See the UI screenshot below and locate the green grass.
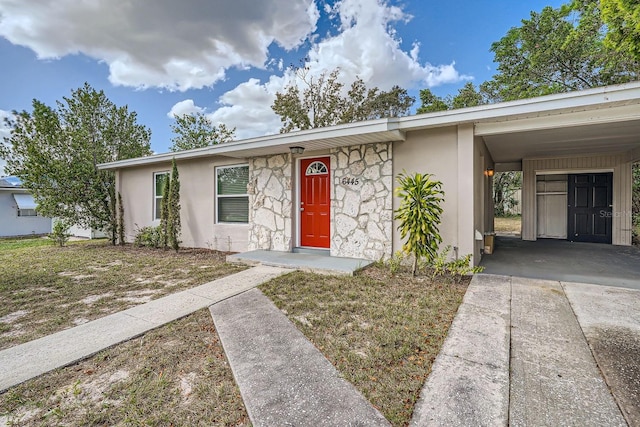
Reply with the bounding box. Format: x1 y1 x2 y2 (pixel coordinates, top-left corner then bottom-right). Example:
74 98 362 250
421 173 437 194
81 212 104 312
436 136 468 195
0 238 245 350
0 236 53 251
0 310 250 426
0 237 471 425
260 266 468 426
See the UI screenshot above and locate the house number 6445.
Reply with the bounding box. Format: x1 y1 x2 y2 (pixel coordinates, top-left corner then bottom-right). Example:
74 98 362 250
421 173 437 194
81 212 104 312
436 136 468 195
341 177 360 186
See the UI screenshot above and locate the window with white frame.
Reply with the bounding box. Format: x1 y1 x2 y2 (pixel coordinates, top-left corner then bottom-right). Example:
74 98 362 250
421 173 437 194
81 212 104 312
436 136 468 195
153 171 169 220
216 165 249 223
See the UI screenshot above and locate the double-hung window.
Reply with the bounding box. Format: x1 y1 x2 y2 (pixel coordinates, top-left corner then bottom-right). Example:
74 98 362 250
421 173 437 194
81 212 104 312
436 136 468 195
153 171 169 220
216 165 249 223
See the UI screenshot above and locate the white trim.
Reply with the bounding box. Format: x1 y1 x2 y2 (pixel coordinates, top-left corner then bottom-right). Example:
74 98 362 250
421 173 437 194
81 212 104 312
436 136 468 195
153 171 169 221
535 168 614 175
97 82 640 171
305 160 328 175
215 163 249 224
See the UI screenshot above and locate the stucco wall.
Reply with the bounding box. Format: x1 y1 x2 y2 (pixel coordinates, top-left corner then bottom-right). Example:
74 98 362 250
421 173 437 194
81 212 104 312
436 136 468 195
393 127 460 256
0 190 52 237
117 157 248 252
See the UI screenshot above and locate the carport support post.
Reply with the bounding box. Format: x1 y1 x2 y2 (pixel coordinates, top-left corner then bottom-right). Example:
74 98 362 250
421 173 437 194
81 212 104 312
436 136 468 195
457 124 477 264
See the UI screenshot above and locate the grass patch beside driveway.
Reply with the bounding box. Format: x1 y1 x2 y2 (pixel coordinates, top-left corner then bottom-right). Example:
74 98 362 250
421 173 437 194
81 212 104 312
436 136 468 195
0 238 245 350
260 266 469 426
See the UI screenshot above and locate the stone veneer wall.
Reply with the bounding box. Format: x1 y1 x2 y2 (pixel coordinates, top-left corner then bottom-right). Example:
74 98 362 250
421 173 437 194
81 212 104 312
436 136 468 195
247 154 292 251
331 142 393 260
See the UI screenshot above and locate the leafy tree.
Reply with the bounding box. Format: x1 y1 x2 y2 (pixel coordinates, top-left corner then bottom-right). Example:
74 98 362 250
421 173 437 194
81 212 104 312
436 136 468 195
451 82 487 109
167 158 181 251
394 171 445 276
417 83 487 114
493 172 522 216
483 0 639 102
416 88 450 113
0 83 151 245
602 0 640 61
272 68 414 132
169 112 235 152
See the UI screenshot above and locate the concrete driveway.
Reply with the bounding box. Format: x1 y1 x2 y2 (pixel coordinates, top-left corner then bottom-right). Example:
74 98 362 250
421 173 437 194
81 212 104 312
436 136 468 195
411 274 640 426
480 236 640 290
412 237 640 426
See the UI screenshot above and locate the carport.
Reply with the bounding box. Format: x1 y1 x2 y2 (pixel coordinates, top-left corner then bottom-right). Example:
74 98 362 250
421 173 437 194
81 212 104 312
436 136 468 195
476 83 640 247
480 236 640 289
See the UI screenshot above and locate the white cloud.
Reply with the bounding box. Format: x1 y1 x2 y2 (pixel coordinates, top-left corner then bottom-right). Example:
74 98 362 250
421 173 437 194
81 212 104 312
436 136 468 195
0 0 319 91
210 76 287 139
304 0 471 90
166 100 204 118
176 0 473 138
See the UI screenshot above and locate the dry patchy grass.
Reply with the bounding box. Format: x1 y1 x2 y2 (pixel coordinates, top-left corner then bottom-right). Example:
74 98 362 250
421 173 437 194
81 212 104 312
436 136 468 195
260 265 468 426
0 238 245 350
494 215 521 234
0 309 249 426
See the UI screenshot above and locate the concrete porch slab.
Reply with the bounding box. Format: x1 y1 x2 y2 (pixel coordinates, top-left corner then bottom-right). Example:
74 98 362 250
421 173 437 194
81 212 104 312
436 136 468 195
227 250 373 276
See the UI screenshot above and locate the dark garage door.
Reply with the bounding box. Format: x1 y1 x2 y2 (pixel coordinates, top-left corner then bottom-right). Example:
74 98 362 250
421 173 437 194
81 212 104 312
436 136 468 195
568 173 612 243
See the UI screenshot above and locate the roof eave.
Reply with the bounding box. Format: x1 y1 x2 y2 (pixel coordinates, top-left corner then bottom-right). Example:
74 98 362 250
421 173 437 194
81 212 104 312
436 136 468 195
98 119 405 170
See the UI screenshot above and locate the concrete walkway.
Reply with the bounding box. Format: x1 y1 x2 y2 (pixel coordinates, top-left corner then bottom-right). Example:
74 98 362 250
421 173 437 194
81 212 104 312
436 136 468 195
0 265 290 392
412 274 638 426
210 288 389 426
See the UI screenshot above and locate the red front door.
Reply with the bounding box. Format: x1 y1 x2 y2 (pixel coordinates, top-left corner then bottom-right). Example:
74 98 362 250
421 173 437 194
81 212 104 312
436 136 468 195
300 157 330 248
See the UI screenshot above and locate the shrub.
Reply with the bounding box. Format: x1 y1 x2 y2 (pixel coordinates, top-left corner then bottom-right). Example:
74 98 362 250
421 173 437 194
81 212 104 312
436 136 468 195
133 225 163 248
49 220 71 247
430 246 484 281
394 171 444 276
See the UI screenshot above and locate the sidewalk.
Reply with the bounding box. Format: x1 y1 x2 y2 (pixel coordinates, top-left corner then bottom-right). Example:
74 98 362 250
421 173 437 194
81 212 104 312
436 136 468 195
0 265 290 392
210 288 390 426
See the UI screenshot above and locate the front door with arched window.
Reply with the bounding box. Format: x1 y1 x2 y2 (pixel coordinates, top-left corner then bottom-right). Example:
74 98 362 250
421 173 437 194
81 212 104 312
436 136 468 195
300 157 330 248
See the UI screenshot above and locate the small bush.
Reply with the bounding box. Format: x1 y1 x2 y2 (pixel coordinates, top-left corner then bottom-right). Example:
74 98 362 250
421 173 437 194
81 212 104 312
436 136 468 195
430 246 484 281
385 251 407 275
133 225 163 248
49 220 71 247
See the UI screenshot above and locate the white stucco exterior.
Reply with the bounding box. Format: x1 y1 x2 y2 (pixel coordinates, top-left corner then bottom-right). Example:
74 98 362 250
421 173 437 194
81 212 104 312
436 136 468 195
0 187 52 237
102 82 640 265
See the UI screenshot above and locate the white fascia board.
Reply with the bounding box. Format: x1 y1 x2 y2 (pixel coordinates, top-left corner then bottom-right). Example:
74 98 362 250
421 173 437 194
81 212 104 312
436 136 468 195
396 82 640 132
98 118 403 170
475 103 640 136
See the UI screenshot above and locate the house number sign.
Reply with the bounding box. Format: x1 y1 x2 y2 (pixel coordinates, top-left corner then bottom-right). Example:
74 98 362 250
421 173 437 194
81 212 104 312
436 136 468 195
341 177 360 186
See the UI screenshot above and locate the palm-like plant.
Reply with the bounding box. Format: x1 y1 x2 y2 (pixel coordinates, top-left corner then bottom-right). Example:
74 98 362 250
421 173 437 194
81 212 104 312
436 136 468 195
394 171 445 276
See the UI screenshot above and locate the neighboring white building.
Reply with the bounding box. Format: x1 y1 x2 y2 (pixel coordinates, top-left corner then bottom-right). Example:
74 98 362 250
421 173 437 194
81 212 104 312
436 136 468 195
0 178 52 237
99 83 640 265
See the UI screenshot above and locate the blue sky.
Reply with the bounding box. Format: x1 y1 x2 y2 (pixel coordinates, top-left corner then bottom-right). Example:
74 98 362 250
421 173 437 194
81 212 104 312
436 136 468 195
0 0 565 175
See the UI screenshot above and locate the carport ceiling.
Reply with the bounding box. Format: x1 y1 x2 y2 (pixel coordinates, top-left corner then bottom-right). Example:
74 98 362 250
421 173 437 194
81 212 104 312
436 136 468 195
482 119 640 163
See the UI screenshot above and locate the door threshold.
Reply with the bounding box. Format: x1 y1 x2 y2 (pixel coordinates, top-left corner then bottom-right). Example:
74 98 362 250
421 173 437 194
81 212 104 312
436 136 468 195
292 247 330 256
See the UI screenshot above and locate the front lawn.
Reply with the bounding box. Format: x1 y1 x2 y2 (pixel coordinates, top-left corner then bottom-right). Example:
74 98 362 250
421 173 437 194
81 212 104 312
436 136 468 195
0 309 250 426
1 238 471 426
260 265 469 426
0 238 245 350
